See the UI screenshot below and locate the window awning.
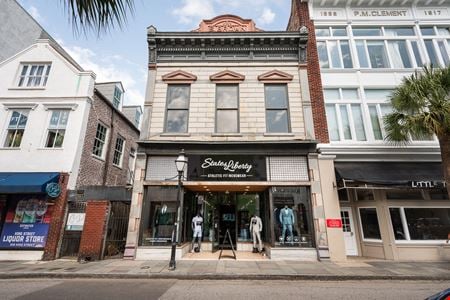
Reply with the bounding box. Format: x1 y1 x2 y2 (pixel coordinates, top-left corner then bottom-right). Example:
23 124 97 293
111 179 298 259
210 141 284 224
0 172 60 194
335 162 444 187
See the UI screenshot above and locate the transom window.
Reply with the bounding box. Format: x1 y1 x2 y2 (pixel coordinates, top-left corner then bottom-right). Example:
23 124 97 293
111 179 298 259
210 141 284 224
264 85 290 133
92 123 108 158
3 110 29 148
45 110 69 148
113 136 125 167
18 63 51 87
164 85 190 133
215 85 239 133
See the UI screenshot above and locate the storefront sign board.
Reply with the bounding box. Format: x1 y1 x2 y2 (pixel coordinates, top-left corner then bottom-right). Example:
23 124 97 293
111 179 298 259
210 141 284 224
188 155 266 181
0 223 49 248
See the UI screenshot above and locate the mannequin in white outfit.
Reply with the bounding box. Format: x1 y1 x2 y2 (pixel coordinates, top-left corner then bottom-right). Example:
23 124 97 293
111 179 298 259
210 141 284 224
249 214 263 252
191 213 203 252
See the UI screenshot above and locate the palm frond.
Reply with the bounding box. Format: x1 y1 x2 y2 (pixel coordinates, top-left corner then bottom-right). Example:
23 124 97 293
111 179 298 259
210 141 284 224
62 0 135 35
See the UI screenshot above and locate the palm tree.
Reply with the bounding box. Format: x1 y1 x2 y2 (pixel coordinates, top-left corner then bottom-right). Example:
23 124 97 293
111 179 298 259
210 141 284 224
384 65 450 198
62 0 134 35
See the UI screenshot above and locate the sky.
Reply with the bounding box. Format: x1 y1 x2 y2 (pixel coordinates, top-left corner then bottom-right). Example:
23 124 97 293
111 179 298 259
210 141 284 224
17 0 292 107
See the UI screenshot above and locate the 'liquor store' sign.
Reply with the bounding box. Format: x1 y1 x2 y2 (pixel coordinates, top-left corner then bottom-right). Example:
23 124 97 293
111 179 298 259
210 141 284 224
188 155 266 181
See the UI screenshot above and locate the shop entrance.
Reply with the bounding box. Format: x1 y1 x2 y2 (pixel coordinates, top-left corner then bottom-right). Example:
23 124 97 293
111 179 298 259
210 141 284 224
184 189 269 253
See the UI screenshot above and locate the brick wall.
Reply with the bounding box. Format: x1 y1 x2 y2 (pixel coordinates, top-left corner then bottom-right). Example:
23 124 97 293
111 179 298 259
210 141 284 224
76 91 139 188
43 173 69 260
77 200 109 261
287 0 330 143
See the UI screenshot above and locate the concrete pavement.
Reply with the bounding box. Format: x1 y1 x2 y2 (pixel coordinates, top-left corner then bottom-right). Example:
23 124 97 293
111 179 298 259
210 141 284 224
0 257 448 281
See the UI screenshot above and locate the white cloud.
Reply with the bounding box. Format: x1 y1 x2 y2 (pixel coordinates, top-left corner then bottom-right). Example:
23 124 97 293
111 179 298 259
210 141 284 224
173 0 216 24
63 44 145 106
28 5 44 24
258 7 275 25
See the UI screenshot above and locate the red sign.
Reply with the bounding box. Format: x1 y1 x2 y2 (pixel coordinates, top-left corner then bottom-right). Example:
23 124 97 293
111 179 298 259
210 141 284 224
326 219 342 228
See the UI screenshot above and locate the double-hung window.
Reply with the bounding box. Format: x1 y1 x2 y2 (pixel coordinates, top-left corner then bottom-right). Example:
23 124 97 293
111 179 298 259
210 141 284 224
164 85 190 133
18 63 51 87
420 26 450 67
353 26 423 69
364 89 393 141
216 85 239 133
113 87 122 109
45 110 69 148
4 110 29 147
113 136 125 167
316 26 353 69
324 88 366 141
264 85 290 133
92 123 108 158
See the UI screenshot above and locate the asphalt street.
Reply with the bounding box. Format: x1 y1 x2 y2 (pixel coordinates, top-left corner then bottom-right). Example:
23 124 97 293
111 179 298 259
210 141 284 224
0 279 448 300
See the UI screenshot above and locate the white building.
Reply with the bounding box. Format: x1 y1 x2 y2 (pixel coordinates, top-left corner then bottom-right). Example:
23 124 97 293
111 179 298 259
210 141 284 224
289 0 449 261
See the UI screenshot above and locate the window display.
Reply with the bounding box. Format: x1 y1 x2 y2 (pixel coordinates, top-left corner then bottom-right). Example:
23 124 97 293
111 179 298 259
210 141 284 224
0 195 53 249
250 214 263 252
272 187 313 247
140 186 178 246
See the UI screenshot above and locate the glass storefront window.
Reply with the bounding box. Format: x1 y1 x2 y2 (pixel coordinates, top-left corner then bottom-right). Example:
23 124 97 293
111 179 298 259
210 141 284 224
140 186 179 246
405 208 450 240
272 187 313 248
389 207 450 241
0 195 53 249
237 194 259 242
359 207 381 240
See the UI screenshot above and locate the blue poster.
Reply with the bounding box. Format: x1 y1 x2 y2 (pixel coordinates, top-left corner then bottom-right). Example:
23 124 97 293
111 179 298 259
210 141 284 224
0 223 49 248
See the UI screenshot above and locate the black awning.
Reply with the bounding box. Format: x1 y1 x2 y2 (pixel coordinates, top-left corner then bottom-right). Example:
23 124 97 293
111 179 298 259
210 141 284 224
335 162 444 186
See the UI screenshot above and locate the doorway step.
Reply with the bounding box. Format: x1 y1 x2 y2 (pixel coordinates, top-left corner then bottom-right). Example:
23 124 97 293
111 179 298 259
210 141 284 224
135 243 190 260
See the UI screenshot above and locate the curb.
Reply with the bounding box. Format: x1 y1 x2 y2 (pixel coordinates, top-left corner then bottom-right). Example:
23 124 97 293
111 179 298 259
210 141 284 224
0 272 449 281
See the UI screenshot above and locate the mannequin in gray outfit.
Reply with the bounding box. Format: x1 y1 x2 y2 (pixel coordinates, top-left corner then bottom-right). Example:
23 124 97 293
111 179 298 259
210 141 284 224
279 205 294 244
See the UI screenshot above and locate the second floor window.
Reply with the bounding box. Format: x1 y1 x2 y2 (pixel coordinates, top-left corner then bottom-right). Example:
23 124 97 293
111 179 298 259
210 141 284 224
165 85 190 133
45 110 69 148
113 136 125 167
92 123 108 158
4 110 29 148
216 85 239 133
265 85 290 133
18 64 51 87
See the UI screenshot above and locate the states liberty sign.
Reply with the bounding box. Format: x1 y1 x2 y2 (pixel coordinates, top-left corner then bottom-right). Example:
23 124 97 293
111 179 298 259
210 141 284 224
188 155 266 181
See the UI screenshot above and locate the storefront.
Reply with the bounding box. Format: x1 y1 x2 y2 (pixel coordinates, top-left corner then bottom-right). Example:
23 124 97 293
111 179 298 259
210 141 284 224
336 162 450 261
0 172 63 260
128 142 341 261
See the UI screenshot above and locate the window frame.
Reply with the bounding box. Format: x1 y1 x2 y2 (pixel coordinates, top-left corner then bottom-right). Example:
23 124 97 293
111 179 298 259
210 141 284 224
163 84 191 133
264 84 291 133
113 87 122 109
3 109 30 148
112 135 125 167
45 109 69 148
358 207 382 242
389 206 450 243
17 63 52 88
92 122 109 159
215 84 240 133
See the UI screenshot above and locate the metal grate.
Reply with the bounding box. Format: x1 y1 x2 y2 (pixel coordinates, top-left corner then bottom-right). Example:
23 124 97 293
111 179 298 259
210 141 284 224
103 202 130 259
268 156 309 181
146 156 178 181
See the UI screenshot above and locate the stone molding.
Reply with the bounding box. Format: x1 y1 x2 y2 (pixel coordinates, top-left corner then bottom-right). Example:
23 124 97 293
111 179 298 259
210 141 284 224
161 70 198 83
209 70 245 83
257 69 294 83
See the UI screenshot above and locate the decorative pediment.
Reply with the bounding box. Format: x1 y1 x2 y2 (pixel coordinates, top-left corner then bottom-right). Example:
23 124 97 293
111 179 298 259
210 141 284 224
257 70 294 83
162 70 197 83
209 70 245 83
193 15 262 32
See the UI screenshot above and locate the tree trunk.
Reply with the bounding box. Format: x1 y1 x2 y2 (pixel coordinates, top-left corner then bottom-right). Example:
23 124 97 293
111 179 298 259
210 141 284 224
438 133 450 199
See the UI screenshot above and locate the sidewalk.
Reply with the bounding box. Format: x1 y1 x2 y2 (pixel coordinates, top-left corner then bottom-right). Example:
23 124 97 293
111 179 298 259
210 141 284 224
0 257 448 281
